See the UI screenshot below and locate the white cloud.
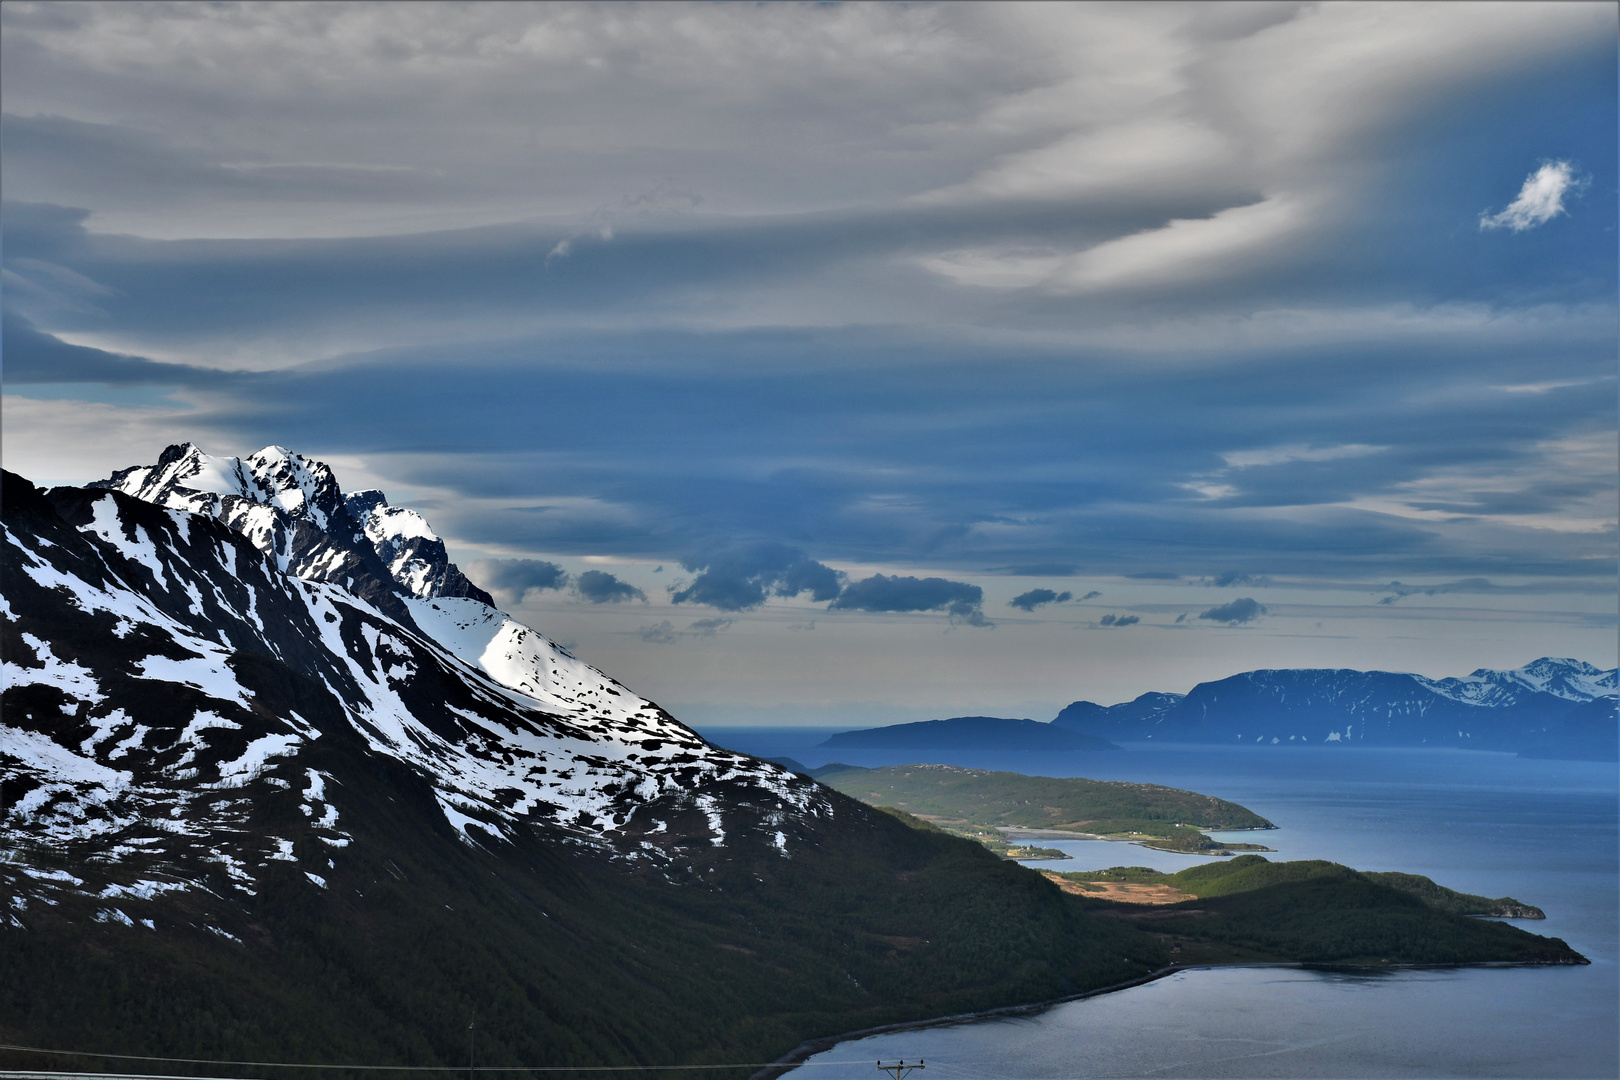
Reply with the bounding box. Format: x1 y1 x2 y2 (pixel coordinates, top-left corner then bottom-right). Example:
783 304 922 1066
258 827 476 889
1055 194 1306 292
921 195 1306 294
1480 160 1585 232
1223 444 1387 469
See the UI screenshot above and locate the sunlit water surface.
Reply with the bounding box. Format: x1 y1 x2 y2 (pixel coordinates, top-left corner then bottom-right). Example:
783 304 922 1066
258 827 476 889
698 732 1618 1078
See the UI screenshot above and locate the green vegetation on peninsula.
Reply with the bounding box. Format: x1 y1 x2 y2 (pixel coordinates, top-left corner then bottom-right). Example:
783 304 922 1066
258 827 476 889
816 764 1275 855
1053 855 1546 918
1041 855 1574 968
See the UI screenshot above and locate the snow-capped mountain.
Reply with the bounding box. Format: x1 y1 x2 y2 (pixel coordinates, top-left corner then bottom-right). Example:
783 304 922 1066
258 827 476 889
2 461 832 922
94 443 495 618
1427 658 1617 708
1053 661 1617 758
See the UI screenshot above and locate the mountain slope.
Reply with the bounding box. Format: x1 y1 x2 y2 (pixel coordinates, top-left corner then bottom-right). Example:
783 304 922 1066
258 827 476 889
2 474 817 875
1053 662 1617 759
0 467 1163 1067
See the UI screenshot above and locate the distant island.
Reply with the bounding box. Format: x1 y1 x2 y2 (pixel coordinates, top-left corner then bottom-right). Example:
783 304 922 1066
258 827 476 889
815 764 1274 856
819 716 1119 753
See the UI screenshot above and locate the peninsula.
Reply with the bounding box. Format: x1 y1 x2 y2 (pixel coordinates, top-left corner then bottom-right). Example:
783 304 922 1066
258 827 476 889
815 763 1275 855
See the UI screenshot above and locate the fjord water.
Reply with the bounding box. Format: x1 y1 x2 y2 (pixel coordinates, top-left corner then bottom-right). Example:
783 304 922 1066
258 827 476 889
700 731 1619 1078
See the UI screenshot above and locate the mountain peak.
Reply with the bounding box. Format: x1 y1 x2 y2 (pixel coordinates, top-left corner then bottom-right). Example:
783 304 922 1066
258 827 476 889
93 443 492 608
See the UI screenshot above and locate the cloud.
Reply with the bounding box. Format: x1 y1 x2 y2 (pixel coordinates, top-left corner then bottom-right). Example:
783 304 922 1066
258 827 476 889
639 620 679 644
670 543 842 611
1127 571 1180 580
1480 161 1585 232
576 569 646 604
0 310 236 388
687 617 734 636
1197 597 1267 624
1098 614 1141 627
468 558 569 603
635 617 732 643
1377 577 1496 604
2 6 1613 612
1210 571 1271 587
1174 613 1187 623
1008 588 1073 611
1079 590 1102 601
830 574 991 627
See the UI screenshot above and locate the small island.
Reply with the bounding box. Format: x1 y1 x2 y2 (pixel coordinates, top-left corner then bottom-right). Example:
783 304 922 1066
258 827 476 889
815 763 1275 857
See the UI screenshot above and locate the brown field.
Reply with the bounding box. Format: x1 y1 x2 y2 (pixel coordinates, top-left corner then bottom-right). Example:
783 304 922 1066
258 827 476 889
1041 872 1194 905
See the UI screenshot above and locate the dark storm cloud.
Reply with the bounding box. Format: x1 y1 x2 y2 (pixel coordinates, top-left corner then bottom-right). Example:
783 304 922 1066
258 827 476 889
1099 614 1141 627
831 574 990 627
1198 598 1267 624
576 570 646 604
669 544 841 612
1009 588 1072 612
468 559 568 604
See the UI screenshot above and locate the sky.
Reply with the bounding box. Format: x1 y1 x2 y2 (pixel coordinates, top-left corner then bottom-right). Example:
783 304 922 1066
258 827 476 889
3 1 1615 727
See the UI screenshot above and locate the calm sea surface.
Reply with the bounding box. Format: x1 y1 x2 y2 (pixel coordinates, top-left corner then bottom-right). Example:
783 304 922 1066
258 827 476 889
698 730 1619 1079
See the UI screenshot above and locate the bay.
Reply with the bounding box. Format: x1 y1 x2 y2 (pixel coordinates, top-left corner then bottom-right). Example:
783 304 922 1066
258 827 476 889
698 730 1619 1078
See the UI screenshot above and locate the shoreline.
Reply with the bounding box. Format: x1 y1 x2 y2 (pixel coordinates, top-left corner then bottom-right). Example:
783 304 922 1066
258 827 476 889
745 958 1581 1080
998 826 1275 854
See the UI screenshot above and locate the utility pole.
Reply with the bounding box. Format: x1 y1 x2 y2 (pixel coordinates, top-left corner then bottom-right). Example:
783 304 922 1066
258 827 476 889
468 1010 476 1080
877 1062 923 1080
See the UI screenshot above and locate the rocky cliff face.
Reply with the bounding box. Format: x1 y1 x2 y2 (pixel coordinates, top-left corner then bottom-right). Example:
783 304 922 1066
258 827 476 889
94 443 496 614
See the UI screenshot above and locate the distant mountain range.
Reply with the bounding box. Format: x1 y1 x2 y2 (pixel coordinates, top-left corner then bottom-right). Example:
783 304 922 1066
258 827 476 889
1053 660 1617 760
810 661 1615 761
